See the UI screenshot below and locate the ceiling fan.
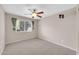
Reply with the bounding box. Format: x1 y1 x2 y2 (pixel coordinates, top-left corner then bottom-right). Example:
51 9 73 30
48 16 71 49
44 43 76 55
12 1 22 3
24 9 44 18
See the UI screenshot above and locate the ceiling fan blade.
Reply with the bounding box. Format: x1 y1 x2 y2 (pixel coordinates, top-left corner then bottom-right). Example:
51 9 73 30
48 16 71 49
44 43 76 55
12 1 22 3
36 11 44 14
37 15 42 18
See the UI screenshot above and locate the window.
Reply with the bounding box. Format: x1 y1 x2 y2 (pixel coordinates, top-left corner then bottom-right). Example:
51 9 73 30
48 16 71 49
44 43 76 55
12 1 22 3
11 17 34 32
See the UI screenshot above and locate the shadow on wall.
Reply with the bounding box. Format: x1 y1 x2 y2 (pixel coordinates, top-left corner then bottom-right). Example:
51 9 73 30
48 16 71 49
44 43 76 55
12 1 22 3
38 8 76 52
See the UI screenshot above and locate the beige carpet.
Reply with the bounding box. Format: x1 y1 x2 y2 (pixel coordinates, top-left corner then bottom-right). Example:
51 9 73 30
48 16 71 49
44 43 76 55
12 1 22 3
2 39 76 55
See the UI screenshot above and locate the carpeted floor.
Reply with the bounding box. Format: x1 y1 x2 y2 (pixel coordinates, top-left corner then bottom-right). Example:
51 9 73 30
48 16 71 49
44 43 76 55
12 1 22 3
2 39 76 55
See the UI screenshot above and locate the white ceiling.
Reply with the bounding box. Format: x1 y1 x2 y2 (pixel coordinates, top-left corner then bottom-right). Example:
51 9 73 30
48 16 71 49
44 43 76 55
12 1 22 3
1 4 76 19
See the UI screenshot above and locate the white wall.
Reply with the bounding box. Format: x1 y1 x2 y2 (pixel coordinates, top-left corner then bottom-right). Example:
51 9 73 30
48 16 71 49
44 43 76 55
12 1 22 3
0 5 5 54
5 13 38 44
76 6 79 53
38 8 76 51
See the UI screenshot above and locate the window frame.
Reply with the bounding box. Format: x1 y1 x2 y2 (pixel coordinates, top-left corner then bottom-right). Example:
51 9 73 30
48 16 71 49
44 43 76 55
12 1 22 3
12 18 33 32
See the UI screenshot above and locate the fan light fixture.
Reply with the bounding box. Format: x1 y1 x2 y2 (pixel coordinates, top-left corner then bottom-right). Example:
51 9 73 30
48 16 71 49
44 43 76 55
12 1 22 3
24 9 44 18
32 13 37 17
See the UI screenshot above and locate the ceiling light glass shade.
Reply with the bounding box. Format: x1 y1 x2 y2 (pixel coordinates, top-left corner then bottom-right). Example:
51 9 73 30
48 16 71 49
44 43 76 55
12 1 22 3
32 13 37 17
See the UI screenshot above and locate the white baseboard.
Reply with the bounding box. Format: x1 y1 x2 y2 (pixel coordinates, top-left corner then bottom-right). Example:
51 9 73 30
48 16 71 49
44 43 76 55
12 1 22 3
6 38 37 45
39 38 77 52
